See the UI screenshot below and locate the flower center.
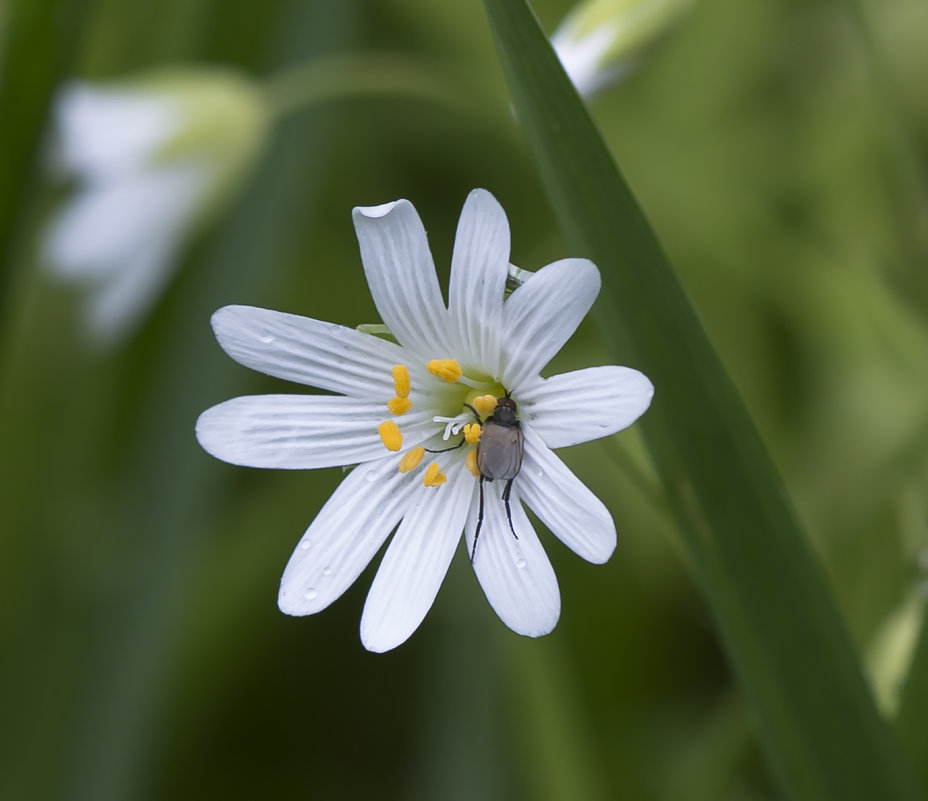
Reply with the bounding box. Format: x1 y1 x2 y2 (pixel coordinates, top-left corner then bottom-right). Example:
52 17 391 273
374 358 509 488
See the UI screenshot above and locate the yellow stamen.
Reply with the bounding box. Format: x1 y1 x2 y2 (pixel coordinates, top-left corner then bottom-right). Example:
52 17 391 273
426 358 462 383
463 423 482 445
465 449 480 478
398 446 425 473
387 396 412 415
472 394 498 415
377 420 402 451
423 462 447 487
392 364 410 398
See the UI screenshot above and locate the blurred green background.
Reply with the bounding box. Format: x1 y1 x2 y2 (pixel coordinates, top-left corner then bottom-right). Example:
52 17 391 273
1 0 927 799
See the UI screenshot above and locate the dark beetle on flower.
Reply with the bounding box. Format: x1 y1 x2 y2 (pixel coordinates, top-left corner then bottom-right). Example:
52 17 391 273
473 394 524 561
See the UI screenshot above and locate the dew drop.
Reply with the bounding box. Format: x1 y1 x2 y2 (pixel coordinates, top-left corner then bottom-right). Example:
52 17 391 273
322 566 332 577
516 558 527 569
304 588 318 601
299 538 311 550
366 470 378 482
258 331 275 344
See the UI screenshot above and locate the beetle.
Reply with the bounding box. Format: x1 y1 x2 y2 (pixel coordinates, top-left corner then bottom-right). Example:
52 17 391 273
472 394 523 561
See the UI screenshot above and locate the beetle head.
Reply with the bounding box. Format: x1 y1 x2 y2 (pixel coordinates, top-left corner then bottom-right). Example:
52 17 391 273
491 395 518 426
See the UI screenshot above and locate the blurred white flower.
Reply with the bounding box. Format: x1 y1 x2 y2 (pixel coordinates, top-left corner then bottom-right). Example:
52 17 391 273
552 0 693 97
43 68 267 342
196 188 653 652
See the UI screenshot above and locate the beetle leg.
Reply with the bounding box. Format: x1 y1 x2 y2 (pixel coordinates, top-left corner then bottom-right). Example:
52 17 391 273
502 478 518 541
425 437 465 454
472 475 486 562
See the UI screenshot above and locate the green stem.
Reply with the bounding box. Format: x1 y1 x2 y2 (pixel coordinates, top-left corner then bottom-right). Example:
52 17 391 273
263 52 468 120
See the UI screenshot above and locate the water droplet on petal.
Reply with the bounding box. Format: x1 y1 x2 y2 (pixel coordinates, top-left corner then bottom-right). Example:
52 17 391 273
258 331 275 344
516 558 527 569
366 470 378 482
322 566 332 576
304 588 318 601
299 538 311 550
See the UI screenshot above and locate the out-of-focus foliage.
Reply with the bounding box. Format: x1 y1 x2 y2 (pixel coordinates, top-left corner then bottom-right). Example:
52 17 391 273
486 0 923 797
0 0 926 800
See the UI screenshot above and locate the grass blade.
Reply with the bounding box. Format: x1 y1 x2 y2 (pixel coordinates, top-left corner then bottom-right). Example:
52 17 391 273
481 1 923 798
896 614 928 792
0 0 91 307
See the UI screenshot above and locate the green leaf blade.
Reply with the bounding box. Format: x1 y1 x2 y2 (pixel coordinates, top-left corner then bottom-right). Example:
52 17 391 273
482 1 923 799
897 614 928 792
0 0 92 304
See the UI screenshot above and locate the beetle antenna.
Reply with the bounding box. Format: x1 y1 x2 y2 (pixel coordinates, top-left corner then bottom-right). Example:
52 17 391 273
463 402 481 422
472 476 486 561
501 478 518 541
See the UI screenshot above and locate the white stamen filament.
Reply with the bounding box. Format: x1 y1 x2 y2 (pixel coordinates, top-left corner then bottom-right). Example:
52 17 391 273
456 374 492 390
433 414 471 441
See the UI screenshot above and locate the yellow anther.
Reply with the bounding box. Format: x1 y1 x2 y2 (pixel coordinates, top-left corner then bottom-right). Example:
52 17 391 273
377 420 403 452
387 396 412 415
422 462 447 487
472 394 498 415
391 364 411 398
398 446 425 473
465 449 480 478
426 358 462 383
463 423 482 445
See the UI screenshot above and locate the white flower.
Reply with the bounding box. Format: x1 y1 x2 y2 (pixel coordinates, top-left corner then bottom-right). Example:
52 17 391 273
43 68 266 342
196 189 653 652
552 0 693 97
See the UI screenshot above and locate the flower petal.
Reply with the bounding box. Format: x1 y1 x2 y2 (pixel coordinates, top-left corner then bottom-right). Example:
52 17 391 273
54 82 180 177
278 456 419 616
44 165 204 281
518 425 616 563
447 189 510 375
500 258 600 388
211 305 410 397
352 199 452 359
83 241 178 343
465 482 560 637
520 366 654 448
196 395 435 469
360 460 475 652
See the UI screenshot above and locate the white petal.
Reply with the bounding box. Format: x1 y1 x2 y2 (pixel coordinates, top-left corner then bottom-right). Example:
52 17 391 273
520 366 654 448
278 456 420 616
352 199 453 360
518 425 616 563
210 305 411 397
465 483 560 637
500 258 600 388
447 189 510 375
44 165 204 281
83 240 178 343
54 82 180 177
360 460 475 652
196 395 436 469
